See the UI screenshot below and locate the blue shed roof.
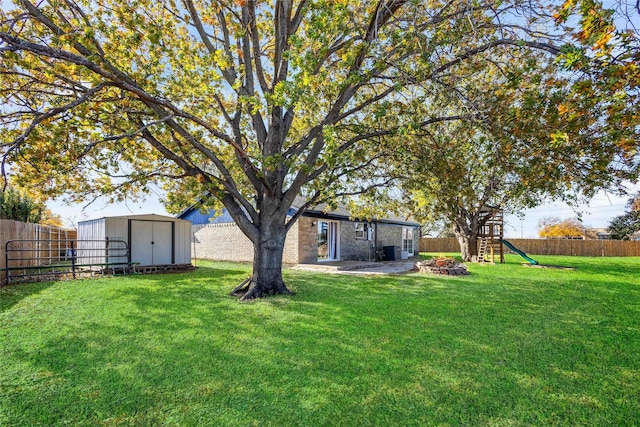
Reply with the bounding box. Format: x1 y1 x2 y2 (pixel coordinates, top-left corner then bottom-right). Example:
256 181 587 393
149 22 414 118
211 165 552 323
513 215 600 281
179 208 234 225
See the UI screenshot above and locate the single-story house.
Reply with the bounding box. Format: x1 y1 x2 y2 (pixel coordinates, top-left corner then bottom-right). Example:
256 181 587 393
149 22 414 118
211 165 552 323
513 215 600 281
179 202 420 264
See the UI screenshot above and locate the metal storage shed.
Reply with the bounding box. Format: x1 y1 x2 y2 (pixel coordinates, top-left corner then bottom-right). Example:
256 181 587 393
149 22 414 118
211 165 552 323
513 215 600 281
77 214 191 268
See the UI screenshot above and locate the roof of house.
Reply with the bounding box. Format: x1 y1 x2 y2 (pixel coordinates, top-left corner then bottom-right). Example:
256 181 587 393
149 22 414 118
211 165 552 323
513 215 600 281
298 204 419 226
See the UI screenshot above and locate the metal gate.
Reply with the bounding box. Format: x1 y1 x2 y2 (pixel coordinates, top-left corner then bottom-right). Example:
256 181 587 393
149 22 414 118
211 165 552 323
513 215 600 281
4 239 130 284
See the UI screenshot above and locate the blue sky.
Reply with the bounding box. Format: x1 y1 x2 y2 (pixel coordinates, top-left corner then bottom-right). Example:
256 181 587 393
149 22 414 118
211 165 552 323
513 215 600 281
503 188 637 238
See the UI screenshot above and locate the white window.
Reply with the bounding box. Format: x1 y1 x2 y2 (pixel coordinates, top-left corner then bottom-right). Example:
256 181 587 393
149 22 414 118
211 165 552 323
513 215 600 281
402 227 414 253
355 222 373 240
355 222 367 240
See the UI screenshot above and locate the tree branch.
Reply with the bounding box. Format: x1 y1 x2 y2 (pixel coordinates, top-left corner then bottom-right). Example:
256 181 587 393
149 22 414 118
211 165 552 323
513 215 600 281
430 39 562 77
4 82 108 153
183 0 237 86
247 0 270 94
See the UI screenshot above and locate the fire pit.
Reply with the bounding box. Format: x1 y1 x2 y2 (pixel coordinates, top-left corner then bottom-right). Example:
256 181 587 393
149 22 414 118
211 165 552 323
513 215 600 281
414 257 469 276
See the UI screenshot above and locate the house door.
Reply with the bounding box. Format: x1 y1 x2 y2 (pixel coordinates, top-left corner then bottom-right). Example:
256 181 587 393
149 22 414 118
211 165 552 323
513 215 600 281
130 220 173 265
318 220 339 261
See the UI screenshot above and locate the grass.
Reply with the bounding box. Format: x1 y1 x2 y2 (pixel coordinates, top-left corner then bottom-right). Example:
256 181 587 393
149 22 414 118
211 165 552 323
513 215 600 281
1 255 639 426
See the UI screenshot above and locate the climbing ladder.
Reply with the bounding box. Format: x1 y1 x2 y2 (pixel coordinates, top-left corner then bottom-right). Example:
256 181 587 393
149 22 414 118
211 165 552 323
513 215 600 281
477 237 489 263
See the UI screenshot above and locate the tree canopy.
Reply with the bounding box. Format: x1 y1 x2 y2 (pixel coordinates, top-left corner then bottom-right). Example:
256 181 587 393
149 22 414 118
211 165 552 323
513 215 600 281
553 0 640 185
364 40 632 259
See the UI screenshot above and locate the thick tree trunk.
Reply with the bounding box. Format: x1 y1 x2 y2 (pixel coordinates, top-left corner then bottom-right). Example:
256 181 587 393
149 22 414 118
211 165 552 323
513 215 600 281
453 212 480 262
456 232 478 262
231 218 293 300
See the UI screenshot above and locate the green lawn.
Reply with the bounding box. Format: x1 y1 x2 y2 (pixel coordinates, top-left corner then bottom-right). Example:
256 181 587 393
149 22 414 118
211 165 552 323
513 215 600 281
1 255 639 426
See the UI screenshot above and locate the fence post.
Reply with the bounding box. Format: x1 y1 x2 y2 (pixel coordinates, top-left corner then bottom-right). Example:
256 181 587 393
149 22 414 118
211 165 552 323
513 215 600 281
71 241 76 279
4 240 9 285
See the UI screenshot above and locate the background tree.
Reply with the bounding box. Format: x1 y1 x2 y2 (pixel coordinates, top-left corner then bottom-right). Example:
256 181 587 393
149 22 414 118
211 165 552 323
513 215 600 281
608 192 640 240
39 208 64 227
419 220 456 238
0 186 62 225
0 187 43 223
0 0 576 298
538 216 586 239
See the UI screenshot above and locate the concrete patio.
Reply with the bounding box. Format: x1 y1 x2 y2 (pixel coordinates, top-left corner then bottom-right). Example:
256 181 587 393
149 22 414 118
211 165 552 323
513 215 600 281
291 259 418 275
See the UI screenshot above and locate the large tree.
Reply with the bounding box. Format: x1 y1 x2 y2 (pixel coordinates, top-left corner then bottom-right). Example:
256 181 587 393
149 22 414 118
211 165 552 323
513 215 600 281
1 0 568 298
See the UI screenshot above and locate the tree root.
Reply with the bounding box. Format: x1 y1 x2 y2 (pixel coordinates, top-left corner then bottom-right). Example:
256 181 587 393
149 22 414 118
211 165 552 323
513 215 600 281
230 277 251 295
230 276 294 301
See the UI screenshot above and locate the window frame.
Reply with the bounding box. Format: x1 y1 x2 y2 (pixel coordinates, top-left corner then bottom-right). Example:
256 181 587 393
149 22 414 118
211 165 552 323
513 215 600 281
402 226 414 253
355 222 374 241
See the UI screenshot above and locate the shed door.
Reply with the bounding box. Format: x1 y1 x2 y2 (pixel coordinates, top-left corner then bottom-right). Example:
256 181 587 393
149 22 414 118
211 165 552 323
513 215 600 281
152 221 172 264
130 220 173 265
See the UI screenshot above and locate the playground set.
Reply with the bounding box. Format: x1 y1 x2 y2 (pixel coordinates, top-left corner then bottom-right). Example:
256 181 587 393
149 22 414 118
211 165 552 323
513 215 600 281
477 207 538 265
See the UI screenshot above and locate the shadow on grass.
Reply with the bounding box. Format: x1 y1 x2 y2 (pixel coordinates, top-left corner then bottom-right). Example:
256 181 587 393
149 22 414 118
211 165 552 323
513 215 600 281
0 264 247 314
0 280 57 313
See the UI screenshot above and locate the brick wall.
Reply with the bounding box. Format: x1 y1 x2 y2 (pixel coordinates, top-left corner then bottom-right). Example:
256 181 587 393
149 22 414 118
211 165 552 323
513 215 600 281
297 216 318 264
375 223 419 257
193 222 300 264
283 220 299 264
375 223 403 250
193 223 253 262
340 221 376 261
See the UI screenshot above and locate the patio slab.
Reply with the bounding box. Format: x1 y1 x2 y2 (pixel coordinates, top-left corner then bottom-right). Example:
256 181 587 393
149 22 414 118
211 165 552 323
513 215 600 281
291 260 417 275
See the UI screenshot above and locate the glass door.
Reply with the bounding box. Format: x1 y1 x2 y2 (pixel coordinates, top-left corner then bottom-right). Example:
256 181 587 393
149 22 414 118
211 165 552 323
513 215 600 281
318 220 339 261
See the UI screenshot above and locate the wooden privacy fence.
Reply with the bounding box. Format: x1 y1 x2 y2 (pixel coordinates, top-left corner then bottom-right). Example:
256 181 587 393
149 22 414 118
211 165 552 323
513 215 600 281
420 238 461 253
420 238 640 257
0 219 77 284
